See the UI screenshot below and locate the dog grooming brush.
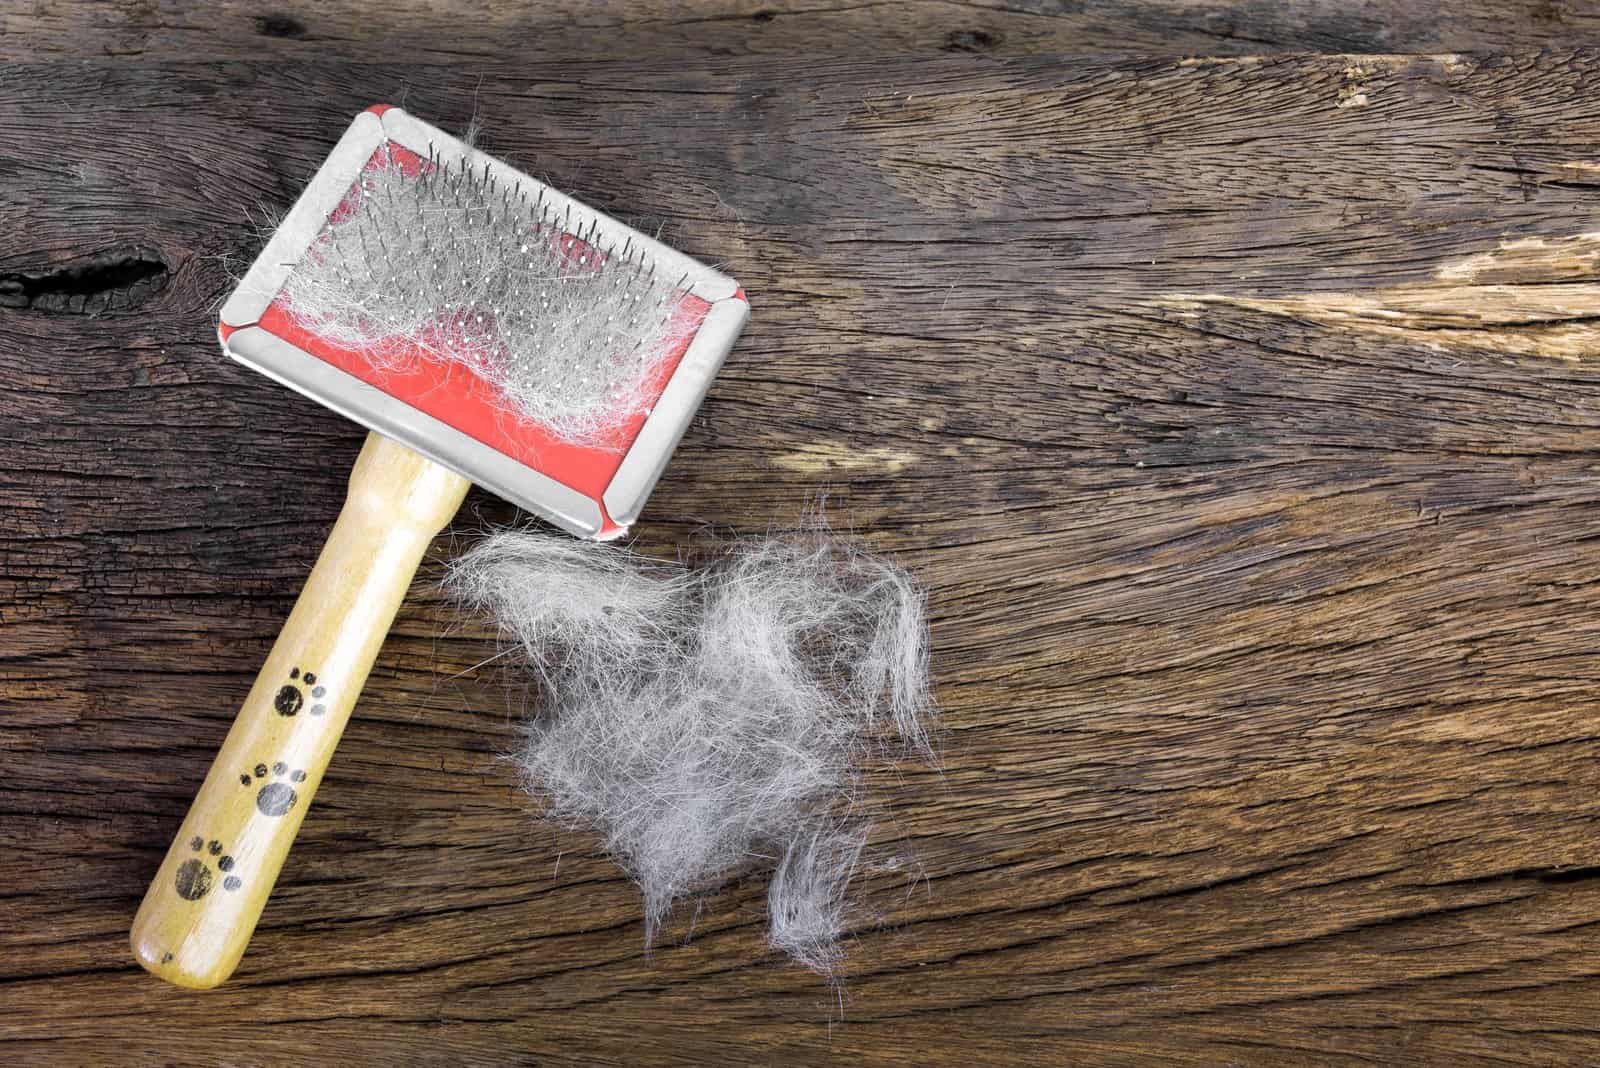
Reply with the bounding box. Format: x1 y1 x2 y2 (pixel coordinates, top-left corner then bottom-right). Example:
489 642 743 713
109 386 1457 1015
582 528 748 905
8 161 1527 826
129 105 748 988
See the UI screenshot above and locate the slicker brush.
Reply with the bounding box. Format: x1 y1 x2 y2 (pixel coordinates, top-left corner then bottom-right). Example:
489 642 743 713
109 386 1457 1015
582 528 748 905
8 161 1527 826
130 105 748 989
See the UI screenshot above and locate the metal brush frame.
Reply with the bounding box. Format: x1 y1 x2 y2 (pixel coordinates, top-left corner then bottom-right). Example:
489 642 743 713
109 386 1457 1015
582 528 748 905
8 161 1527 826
219 107 748 538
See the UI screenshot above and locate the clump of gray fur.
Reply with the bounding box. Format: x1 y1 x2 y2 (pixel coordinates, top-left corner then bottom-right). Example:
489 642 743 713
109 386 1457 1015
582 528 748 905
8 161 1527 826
447 532 935 974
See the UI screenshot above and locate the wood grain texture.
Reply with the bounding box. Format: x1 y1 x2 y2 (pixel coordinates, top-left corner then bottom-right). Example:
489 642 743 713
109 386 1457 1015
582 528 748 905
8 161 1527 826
8 47 1600 1066
6 0 1600 61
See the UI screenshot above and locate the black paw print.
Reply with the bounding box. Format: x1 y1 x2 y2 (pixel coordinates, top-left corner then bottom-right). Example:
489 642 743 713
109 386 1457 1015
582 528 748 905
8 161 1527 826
239 761 307 816
273 665 328 717
174 836 241 900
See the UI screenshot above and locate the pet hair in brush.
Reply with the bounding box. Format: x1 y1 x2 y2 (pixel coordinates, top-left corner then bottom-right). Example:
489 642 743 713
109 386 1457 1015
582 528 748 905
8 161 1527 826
279 155 693 444
221 106 748 539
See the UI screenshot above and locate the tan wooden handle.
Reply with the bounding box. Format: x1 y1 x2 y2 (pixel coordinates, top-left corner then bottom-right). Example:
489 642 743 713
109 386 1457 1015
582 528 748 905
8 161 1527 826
130 432 470 989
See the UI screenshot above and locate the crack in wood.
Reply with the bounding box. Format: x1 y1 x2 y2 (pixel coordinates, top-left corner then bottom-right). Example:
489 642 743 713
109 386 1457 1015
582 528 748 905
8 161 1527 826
254 13 308 39
0 248 170 316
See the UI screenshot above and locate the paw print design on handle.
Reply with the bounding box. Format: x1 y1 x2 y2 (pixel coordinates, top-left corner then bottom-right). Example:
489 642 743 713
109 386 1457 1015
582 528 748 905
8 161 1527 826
239 761 308 816
273 666 329 717
173 836 242 900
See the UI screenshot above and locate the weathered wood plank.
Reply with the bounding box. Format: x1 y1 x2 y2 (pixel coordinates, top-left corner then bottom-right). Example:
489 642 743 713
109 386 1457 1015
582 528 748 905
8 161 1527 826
4 0 1600 62
8 50 1600 1064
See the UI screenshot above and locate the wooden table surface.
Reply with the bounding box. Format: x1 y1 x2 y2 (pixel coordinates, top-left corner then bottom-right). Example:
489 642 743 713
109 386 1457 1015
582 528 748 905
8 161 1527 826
10 5 1600 1066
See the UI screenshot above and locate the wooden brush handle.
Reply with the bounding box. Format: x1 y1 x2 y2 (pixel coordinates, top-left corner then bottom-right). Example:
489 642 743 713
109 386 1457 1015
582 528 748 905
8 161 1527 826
130 432 470 989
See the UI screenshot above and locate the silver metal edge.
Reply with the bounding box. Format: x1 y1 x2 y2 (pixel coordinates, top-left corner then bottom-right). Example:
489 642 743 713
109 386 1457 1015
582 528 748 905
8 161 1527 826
223 325 604 538
219 111 387 328
603 296 749 526
379 108 739 304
